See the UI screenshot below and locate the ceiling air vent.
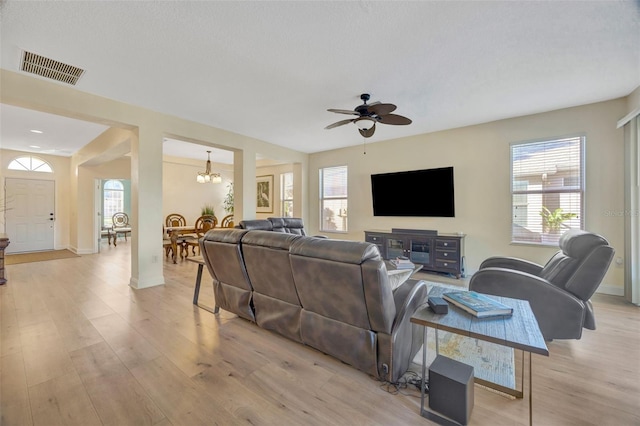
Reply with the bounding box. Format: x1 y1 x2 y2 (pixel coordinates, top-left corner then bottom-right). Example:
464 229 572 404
20 51 85 85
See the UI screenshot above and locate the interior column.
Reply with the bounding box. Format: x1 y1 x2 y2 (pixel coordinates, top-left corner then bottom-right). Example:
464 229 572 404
129 125 164 289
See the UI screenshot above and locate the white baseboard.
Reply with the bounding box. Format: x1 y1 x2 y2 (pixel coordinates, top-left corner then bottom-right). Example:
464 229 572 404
130 275 165 289
65 246 97 255
597 284 624 296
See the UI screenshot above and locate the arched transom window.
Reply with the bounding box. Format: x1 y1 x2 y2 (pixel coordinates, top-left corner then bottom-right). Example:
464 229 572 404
8 156 53 173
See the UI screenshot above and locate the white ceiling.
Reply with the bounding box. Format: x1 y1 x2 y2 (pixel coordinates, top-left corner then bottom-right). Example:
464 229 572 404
1 1 639 162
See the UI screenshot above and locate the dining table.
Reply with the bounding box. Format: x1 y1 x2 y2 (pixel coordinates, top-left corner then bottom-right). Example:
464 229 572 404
165 226 196 260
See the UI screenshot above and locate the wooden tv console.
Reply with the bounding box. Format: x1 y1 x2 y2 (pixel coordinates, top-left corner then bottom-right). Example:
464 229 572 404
365 229 465 278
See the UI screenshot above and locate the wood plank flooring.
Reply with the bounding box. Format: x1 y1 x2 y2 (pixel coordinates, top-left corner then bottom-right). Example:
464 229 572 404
1 242 639 425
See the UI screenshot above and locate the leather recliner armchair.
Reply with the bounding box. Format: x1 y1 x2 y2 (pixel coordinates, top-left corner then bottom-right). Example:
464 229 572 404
469 230 615 341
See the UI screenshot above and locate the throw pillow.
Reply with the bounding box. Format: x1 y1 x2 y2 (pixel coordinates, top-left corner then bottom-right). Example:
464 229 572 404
387 268 413 291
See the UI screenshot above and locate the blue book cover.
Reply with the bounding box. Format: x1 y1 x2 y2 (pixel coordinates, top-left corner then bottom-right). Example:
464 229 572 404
442 291 513 318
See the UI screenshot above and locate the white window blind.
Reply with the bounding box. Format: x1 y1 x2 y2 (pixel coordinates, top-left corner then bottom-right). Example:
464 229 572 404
511 136 584 245
320 165 348 232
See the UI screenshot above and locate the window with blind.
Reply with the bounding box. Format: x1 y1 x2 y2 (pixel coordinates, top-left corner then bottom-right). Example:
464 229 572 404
511 136 584 245
280 172 293 217
320 165 348 232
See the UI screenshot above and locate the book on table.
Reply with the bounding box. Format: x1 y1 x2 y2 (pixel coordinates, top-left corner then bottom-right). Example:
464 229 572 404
442 291 513 318
390 257 415 269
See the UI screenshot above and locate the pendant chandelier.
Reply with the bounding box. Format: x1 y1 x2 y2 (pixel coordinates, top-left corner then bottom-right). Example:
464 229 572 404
196 150 221 184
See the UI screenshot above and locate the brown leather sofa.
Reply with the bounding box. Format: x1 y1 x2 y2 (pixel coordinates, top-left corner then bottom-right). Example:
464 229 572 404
200 228 428 383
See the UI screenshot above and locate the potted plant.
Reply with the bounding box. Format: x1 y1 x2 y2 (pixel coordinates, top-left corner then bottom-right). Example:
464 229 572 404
540 207 577 235
223 183 234 214
201 204 215 217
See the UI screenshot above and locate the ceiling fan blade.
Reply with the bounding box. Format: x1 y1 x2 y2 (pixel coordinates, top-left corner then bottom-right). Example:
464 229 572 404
327 108 359 115
359 123 376 138
325 118 355 129
378 114 412 125
368 103 397 116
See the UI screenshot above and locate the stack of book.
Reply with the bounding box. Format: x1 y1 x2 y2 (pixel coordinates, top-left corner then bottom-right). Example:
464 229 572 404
390 256 415 269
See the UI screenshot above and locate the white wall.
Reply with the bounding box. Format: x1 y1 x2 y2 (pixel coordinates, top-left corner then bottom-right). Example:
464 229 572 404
162 155 233 225
308 98 627 294
255 163 294 219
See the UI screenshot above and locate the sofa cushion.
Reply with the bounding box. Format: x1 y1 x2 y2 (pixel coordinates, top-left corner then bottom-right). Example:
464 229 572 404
280 217 306 235
242 230 302 305
267 217 287 232
291 236 395 334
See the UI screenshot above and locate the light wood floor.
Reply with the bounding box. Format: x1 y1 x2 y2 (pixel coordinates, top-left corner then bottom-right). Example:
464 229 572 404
1 242 639 425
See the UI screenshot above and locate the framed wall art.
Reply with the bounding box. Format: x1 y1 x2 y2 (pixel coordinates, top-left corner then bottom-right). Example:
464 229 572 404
256 175 274 213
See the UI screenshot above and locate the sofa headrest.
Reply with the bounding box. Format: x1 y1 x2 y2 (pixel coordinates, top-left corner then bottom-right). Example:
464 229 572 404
268 217 306 234
268 217 286 232
202 228 249 243
241 230 301 250
290 236 381 264
238 219 273 231
281 217 304 229
560 230 609 259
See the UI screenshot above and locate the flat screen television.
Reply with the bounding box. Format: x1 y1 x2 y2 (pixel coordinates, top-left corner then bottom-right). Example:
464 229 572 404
371 167 455 217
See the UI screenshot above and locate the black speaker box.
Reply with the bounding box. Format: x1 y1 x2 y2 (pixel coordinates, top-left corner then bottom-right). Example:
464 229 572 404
429 355 474 425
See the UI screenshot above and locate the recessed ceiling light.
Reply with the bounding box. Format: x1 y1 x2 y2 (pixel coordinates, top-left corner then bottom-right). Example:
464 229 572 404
29 145 41 149
30 129 43 134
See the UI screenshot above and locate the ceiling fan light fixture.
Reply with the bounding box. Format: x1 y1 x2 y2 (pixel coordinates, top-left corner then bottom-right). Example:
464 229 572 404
326 93 410 136
196 150 221 184
354 118 375 131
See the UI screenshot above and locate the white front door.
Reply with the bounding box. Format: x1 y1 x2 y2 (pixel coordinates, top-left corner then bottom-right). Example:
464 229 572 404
4 178 55 253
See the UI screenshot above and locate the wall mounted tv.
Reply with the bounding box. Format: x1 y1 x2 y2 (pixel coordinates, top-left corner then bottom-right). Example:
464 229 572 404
371 166 455 217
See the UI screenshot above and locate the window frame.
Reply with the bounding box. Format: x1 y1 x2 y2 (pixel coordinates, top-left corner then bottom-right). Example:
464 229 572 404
103 179 125 228
280 172 294 218
7 155 53 173
510 135 585 246
319 165 348 233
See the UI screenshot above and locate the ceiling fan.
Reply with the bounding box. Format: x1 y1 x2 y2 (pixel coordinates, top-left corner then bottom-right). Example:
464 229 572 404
325 93 412 138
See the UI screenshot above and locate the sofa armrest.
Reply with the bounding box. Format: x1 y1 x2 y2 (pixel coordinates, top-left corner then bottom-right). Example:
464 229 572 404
386 278 428 382
479 256 543 275
469 268 586 340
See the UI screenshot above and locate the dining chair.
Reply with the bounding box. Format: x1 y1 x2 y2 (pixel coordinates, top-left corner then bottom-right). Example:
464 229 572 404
220 214 234 228
111 212 132 246
162 226 178 263
184 215 217 256
165 213 187 228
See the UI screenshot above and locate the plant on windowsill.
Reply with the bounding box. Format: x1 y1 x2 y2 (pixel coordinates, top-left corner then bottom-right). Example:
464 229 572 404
540 207 577 235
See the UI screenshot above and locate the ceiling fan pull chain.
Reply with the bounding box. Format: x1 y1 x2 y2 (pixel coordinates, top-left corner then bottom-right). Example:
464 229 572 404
363 136 367 155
